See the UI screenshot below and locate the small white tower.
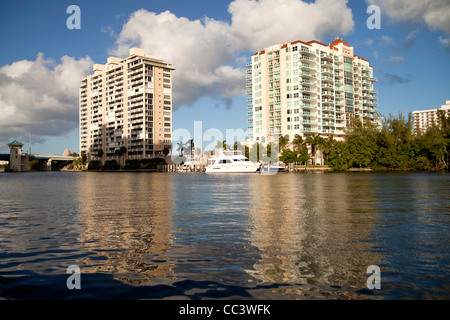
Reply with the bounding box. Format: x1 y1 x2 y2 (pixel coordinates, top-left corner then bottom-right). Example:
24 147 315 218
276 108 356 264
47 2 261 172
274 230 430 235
8 140 29 172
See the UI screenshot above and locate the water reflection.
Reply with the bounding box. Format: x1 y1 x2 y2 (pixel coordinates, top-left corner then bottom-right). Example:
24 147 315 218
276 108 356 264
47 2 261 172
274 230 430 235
247 173 383 290
76 172 175 284
70 171 449 299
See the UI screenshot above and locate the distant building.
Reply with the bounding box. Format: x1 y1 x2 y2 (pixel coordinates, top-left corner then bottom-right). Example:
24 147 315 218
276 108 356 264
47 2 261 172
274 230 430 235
8 140 29 172
79 48 174 163
247 38 380 143
413 100 450 133
63 149 71 156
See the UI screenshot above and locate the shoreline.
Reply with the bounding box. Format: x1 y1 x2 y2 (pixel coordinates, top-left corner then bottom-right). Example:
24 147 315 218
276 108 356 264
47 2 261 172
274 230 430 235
54 167 449 174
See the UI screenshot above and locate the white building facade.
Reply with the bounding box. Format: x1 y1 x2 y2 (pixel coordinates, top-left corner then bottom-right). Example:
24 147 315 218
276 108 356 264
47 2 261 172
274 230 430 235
413 100 450 133
79 48 174 162
247 38 379 143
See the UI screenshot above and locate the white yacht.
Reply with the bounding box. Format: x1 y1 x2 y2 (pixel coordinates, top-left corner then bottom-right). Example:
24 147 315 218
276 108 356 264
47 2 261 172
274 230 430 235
205 151 261 173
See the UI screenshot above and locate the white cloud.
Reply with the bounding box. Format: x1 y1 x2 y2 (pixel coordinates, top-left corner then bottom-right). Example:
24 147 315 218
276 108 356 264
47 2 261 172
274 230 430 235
389 55 404 64
0 53 93 147
366 0 450 34
110 0 355 107
381 35 394 45
439 36 450 48
110 9 242 107
228 0 354 51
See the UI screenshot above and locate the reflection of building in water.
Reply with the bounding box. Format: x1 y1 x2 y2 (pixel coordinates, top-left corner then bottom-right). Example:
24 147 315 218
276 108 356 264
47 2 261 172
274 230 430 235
76 173 175 284
246 174 382 289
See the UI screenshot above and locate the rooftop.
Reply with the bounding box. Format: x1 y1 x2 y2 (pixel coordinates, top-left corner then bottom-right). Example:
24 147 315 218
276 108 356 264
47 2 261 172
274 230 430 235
8 140 23 147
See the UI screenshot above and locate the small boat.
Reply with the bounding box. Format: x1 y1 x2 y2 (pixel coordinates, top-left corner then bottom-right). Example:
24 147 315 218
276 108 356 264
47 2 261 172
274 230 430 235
258 163 285 174
181 158 201 171
205 150 261 173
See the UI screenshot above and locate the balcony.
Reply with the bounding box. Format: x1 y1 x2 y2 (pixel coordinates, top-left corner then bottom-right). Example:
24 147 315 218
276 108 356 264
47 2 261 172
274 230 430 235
299 55 315 62
302 126 318 132
321 76 333 81
301 112 318 117
300 47 314 54
301 63 315 71
321 60 333 67
300 71 315 77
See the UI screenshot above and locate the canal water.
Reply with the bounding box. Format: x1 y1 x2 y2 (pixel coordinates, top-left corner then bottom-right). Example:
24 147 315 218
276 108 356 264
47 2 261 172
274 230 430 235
0 171 449 300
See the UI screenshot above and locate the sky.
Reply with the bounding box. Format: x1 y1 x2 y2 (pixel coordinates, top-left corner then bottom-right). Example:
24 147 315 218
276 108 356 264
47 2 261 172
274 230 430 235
0 0 449 155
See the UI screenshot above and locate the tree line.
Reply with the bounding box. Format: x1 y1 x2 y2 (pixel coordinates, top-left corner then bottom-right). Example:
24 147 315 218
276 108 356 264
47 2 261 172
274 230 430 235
276 111 450 171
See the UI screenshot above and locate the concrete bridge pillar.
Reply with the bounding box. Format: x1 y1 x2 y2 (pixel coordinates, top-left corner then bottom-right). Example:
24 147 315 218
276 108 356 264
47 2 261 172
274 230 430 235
39 159 52 171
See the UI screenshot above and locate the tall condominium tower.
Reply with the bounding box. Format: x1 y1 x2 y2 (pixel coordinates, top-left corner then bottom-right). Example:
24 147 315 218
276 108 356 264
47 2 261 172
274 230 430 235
247 38 379 143
79 48 174 162
413 99 450 133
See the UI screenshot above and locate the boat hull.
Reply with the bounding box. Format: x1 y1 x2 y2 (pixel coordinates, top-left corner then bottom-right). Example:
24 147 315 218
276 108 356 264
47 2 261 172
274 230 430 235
205 164 260 173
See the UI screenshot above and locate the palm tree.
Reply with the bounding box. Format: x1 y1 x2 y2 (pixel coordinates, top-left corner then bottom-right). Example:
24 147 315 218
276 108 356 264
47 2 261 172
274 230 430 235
322 136 335 163
176 141 185 156
291 134 305 150
163 147 170 157
305 133 324 165
279 134 289 150
117 146 127 166
186 139 194 156
96 149 104 163
215 139 227 150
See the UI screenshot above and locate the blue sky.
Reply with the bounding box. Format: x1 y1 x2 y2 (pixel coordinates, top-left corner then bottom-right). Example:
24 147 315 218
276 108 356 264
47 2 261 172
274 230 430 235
0 0 449 155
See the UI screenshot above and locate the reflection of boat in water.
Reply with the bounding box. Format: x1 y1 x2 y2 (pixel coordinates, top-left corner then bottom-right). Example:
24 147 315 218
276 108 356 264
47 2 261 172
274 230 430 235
205 151 261 173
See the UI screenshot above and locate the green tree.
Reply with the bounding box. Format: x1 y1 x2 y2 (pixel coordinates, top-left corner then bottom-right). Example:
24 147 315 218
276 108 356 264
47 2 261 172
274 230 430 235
327 140 351 171
305 133 324 165
279 134 290 150
81 151 87 165
115 146 127 167
215 139 227 150
279 148 297 165
163 147 170 157
291 134 305 150
96 149 104 163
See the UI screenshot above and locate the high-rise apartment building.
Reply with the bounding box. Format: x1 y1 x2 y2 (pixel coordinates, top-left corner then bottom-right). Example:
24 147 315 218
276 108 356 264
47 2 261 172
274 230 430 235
80 48 174 162
246 38 379 143
413 100 450 133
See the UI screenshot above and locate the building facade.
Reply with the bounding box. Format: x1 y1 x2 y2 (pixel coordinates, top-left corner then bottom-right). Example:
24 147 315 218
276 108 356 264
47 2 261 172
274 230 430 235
413 100 450 133
7 140 29 172
246 38 379 143
80 48 174 163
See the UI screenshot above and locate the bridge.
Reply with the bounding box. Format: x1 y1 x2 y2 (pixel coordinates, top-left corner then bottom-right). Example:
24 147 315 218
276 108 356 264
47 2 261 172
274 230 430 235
2 140 76 172
0 154 76 161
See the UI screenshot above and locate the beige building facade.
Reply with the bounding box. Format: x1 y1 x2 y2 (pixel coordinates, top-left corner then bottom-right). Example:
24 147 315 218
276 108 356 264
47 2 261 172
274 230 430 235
80 48 174 162
413 100 450 133
247 38 379 143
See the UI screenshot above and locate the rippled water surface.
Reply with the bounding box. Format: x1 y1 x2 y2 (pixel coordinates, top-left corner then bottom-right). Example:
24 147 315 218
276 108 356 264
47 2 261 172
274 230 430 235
0 171 449 299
